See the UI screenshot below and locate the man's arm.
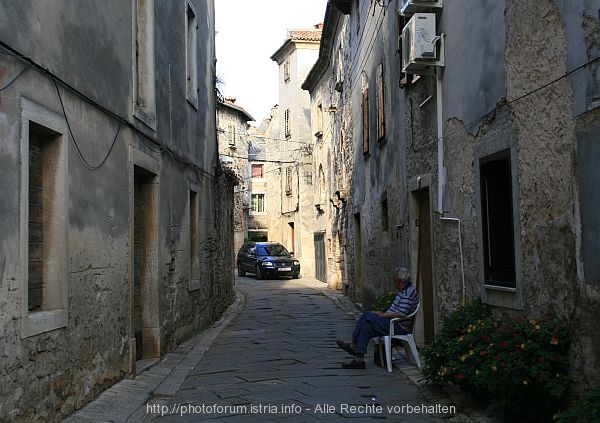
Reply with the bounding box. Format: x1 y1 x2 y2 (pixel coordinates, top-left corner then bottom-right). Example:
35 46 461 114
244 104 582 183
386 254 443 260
374 310 405 319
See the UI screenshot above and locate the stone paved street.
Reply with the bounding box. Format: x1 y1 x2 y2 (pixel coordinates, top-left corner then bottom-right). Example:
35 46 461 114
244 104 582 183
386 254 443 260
64 276 458 422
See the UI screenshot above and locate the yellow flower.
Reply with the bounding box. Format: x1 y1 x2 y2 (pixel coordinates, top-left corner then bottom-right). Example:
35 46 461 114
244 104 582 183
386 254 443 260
469 349 474 356
523 380 528 385
529 318 537 326
491 366 497 371
460 355 467 362
535 324 541 330
458 335 464 342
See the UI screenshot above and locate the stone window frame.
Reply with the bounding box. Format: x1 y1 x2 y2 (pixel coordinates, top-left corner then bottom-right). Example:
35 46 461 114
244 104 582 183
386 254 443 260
19 97 69 339
133 0 157 129
475 140 524 310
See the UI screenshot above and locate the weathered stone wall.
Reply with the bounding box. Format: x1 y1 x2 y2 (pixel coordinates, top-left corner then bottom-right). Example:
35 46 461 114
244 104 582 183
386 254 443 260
317 0 600 394
0 1 233 421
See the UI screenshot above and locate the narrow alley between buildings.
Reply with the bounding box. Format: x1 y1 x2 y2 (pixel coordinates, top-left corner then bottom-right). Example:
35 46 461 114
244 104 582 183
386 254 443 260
64 276 455 422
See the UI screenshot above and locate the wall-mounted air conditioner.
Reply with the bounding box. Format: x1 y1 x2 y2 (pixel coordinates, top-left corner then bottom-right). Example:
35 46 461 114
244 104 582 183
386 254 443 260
401 13 445 74
399 0 443 16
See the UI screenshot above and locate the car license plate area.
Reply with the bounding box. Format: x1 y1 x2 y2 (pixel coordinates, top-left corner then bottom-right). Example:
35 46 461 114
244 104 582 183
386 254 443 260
278 267 292 272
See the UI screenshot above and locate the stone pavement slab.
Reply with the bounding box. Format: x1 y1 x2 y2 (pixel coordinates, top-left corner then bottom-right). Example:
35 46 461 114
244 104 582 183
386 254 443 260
63 276 469 423
146 277 449 422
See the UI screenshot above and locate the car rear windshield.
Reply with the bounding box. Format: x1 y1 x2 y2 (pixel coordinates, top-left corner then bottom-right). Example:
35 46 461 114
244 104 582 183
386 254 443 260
257 244 290 256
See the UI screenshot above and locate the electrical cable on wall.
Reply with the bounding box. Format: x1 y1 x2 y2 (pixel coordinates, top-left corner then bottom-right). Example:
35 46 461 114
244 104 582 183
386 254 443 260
0 41 217 180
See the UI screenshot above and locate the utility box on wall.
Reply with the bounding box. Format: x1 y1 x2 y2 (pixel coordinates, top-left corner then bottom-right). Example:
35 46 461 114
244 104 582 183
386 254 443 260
401 13 445 74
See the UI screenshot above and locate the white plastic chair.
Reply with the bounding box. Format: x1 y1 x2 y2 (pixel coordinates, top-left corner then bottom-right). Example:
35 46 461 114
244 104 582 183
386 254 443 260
375 302 421 372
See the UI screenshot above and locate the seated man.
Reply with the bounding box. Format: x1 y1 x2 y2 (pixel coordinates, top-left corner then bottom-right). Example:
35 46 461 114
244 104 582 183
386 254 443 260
336 267 419 369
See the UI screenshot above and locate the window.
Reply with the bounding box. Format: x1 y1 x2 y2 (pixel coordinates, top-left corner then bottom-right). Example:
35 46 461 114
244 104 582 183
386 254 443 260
251 164 264 178
284 60 291 83
304 171 313 185
228 123 236 146
251 194 265 213
376 63 386 143
381 198 389 232
284 108 291 138
480 151 516 288
189 188 199 286
20 98 69 338
134 0 156 127
285 167 293 196
361 79 369 155
317 103 323 133
186 2 198 107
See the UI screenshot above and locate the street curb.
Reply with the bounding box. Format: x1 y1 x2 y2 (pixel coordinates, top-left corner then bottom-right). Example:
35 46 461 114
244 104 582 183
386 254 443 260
62 291 246 423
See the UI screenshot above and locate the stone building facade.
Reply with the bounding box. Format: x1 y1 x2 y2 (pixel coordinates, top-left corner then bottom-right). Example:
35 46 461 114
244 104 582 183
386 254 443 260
269 26 323 276
217 97 254 256
0 1 234 421
306 0 600 393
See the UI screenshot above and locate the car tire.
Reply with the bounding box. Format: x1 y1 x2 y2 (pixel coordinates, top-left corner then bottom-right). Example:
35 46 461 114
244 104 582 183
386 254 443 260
237 263 246 277
255 265 263 280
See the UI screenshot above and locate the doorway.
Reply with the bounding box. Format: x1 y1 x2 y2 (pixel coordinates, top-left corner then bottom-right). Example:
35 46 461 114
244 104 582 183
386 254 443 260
414 189 435 342
132 165 160 371
314 231 326 282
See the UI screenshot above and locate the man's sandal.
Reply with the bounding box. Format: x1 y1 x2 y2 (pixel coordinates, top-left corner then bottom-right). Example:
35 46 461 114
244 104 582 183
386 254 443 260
341 359 366 369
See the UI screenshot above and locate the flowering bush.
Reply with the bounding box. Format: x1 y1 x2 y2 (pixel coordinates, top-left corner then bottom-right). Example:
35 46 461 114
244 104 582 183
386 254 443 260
421 300 570 422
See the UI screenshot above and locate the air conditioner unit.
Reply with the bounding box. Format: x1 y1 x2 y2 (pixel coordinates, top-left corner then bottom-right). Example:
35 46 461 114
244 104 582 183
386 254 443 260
399 0 443 16
401 13 444 74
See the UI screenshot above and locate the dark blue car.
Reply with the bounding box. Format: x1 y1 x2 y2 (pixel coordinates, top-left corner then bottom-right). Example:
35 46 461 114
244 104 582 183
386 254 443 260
237 242 300 280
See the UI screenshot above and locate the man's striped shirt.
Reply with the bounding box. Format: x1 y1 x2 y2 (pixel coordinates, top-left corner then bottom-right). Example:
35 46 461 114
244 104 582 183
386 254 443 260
386 283 419 332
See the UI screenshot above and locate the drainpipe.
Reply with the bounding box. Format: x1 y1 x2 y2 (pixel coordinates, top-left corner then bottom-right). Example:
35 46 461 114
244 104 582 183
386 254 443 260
439 216 466 306
435 56 465 305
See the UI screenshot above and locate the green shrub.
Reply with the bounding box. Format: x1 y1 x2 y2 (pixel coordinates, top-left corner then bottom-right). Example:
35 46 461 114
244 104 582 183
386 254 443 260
421 300 570 422
555 386 600 422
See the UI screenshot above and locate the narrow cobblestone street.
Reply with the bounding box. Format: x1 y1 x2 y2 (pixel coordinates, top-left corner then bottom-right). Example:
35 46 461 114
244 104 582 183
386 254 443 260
149 276 445 422
64 276 455 422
